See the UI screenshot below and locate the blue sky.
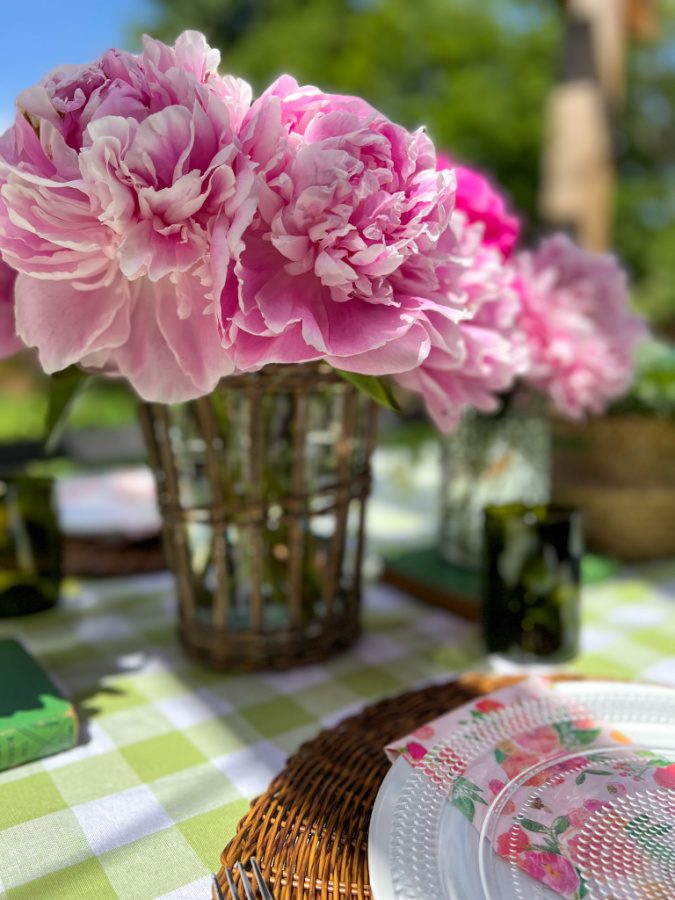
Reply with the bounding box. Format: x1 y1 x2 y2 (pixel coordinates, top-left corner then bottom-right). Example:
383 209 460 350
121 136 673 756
0 0 154 131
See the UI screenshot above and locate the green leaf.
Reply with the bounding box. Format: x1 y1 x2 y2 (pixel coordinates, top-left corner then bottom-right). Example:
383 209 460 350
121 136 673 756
454 777 486 801
44 367 91 452
569 727 603 747
575 773 587 785
583 769 613 776
519 818 548 833
552 815 570 835
494 747 507 764
650 843 675 864
333 370 401 412
645 823 673 837
451 794 476 822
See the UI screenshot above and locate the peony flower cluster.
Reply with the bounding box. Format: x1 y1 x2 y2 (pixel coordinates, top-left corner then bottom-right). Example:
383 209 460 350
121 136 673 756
0 31 644 428
513 234 647 418
430 158 646 420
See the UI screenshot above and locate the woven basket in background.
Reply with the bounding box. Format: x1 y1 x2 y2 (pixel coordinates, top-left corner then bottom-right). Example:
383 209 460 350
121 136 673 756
553 414 675 561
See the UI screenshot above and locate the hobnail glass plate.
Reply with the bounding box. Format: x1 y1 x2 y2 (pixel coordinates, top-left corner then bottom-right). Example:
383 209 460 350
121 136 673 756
368 681 675 900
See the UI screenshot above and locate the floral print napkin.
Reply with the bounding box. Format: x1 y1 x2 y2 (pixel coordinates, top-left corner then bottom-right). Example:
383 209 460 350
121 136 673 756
386 678 675 899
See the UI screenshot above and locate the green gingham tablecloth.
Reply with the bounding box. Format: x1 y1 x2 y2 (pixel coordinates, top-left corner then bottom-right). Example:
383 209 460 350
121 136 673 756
0 563 674 899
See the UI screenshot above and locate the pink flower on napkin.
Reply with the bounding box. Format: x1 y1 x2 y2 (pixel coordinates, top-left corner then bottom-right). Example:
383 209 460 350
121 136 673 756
405 741 429 762
474 698 505 714
513 724 561 755
496 824 530 857
519 851 580 897
654 763 675 789
413 724 436 740
488 779 516 814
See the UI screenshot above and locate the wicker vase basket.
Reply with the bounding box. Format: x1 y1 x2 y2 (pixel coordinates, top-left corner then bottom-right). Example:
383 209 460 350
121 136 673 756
139 363 378 671
553 414 675 561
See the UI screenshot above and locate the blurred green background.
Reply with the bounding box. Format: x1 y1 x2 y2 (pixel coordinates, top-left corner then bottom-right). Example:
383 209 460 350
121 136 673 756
1 0 673 444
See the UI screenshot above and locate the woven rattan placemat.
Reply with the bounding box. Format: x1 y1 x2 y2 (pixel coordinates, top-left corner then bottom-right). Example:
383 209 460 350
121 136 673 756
219 673 576 899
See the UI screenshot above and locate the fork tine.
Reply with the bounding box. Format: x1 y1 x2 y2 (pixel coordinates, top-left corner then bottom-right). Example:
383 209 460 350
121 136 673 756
249 858 275 900
234 861 256 900
223 866 241 900
212 873 227 900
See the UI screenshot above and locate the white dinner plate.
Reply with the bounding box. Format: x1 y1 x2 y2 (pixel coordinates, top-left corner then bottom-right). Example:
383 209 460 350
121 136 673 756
368 680 675 900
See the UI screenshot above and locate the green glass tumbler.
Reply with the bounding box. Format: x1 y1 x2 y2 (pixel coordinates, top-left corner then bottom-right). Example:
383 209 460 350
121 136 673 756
482 503 583 665
0 475 61 617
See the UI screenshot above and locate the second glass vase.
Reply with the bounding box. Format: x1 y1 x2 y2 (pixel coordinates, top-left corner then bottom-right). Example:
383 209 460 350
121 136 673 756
439 391 551 571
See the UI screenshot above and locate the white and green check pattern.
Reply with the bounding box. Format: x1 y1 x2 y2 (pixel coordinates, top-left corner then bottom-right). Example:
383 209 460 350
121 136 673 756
0 562 674 899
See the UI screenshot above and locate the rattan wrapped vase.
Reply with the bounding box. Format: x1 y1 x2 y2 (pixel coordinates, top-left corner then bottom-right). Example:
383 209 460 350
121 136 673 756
139 363 378 671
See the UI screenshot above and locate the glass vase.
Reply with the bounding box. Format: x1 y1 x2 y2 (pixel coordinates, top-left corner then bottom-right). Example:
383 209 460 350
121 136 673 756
139 363 378 671
439 391 551 571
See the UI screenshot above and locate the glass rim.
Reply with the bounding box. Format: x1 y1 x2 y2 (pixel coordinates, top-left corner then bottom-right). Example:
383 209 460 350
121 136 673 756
483 502 581 526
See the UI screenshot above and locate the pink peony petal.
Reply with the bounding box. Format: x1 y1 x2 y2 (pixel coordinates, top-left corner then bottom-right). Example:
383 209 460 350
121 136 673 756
0 258 21 358
14 272 130 372
113 278 212 403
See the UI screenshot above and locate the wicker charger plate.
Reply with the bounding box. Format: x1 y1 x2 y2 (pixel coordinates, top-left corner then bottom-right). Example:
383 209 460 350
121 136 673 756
219 673 579 899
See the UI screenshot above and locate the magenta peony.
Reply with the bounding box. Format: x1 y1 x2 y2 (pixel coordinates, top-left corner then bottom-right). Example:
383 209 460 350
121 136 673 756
0 32 256 402
0 257 21 358
219 76 467 378
514 234 647 418
437 153 520 258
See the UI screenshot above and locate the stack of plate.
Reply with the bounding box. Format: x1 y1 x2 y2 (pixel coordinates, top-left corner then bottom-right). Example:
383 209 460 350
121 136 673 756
369 680 675 899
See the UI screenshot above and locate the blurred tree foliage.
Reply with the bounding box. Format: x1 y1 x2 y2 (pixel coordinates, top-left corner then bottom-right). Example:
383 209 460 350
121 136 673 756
140 0 675 329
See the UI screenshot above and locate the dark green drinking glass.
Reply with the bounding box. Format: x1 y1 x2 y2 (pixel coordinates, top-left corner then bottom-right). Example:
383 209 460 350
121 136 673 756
482 503 583 664
0 475 61 617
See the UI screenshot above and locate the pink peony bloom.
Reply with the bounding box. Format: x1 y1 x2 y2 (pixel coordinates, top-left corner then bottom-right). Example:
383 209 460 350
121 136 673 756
220 76 466 378
0 257 21 358
437 153 520 258
393 216 526 431
0 31 256 402
518 851 580 897
514 234 647 418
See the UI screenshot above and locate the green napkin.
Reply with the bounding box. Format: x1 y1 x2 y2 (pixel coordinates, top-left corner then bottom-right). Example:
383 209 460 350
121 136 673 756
0 638 78 770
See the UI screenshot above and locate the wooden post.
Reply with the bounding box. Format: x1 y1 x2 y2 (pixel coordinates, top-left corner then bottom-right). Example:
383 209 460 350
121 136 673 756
539 0 657 251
